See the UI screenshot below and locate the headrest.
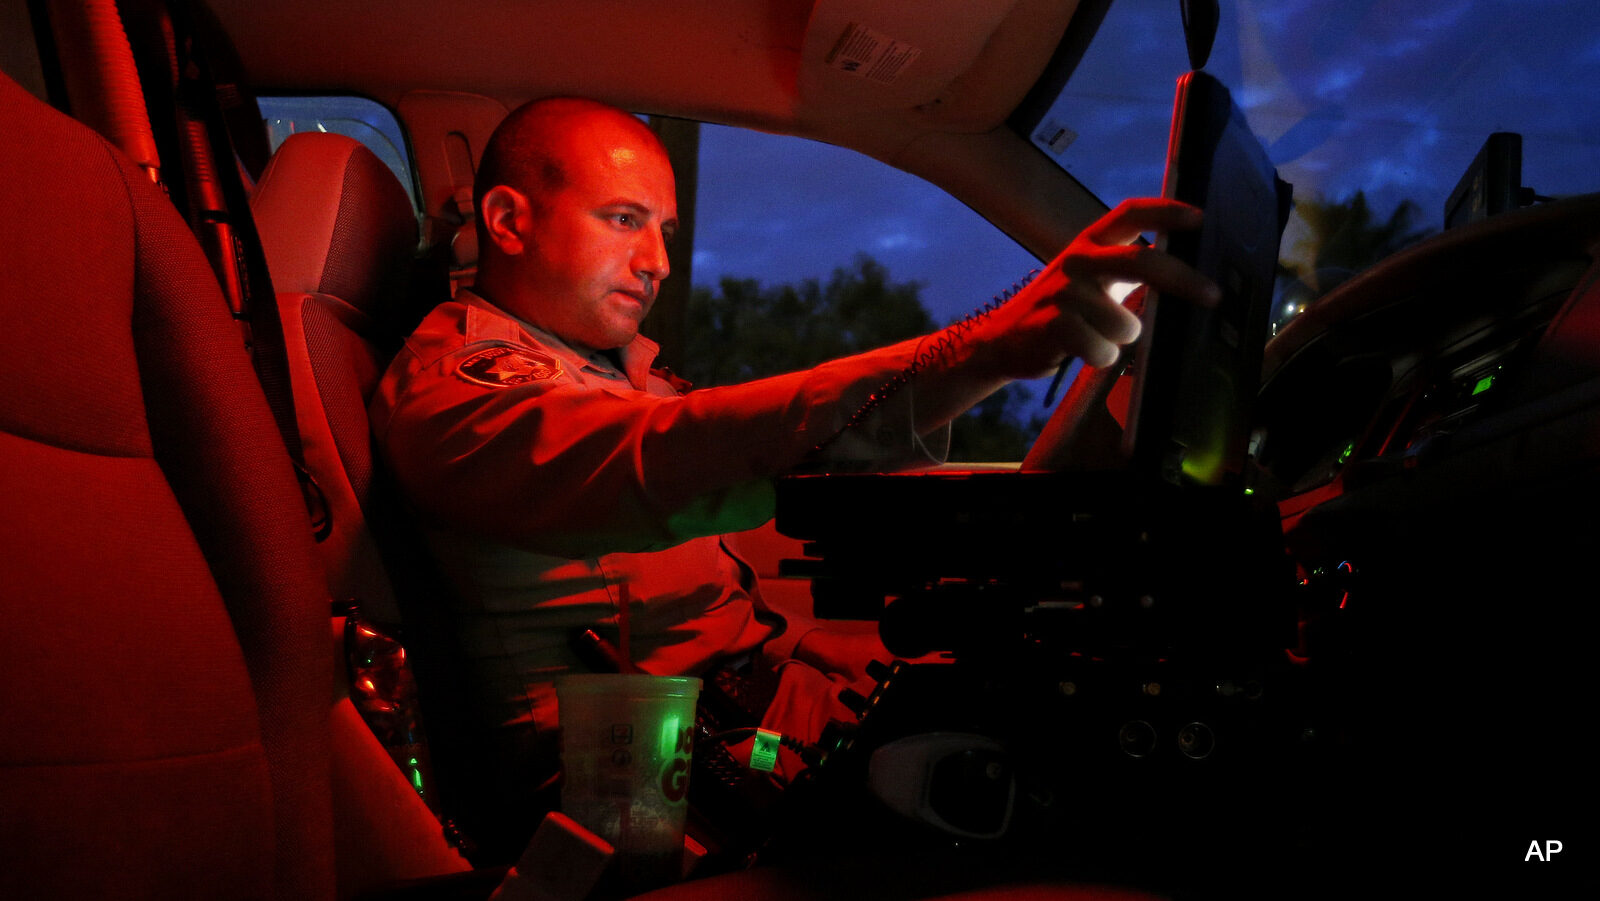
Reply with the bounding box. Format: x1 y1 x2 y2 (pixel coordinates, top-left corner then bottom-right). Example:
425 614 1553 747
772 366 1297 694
251 132 416 317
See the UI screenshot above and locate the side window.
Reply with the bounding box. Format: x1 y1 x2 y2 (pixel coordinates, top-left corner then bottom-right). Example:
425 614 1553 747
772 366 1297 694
684 124 1048 460
257 94 418 211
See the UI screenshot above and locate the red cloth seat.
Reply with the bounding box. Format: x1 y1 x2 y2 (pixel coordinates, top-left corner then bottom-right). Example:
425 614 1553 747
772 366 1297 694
0 70 335 899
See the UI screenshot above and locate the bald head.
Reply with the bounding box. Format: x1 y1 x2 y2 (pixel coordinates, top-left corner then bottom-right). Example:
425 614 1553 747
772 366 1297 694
470 96 679 350
474 97 667 247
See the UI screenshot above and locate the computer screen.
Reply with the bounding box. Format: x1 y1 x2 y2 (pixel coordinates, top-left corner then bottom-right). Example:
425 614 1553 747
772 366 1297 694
1121 70 1290 488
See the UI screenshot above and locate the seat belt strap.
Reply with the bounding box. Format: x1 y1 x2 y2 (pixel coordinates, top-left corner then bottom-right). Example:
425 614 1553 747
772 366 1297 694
161 0 330 540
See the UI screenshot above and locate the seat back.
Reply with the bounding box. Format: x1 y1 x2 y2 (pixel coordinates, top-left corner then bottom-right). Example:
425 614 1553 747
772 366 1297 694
0 69 335 899
251 131 478 893
252 131 419 625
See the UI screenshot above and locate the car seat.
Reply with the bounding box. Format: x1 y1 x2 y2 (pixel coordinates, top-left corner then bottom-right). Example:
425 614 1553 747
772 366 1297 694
0 66 336 899
251 130 419 628
250 130 478 896
250 127 540 870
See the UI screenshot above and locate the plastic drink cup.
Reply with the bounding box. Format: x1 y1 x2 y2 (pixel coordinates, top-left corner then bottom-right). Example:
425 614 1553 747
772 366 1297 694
555 674 701 894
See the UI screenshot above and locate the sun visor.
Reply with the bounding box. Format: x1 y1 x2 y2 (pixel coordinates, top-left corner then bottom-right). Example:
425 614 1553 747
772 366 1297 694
799 0 1020 112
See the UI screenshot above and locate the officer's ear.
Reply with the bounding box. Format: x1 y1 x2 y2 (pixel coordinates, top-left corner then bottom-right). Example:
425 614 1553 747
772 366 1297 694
480 185 532 256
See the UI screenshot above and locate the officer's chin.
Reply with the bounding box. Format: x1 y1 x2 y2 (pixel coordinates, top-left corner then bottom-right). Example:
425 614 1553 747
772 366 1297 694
593 319 644 351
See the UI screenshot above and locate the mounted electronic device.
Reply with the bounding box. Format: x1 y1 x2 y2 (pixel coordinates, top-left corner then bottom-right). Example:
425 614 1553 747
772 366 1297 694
765 65 1299 873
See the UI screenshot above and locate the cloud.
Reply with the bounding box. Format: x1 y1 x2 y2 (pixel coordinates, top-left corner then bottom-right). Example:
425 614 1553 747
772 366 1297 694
1312 62 1365 100
874 231 925 252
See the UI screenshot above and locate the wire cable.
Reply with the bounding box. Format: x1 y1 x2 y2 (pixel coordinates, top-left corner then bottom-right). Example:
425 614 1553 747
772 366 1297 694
809 269 1042 456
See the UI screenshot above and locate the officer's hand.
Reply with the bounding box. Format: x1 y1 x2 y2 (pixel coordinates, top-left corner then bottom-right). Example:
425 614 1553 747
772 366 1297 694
968 198 1220 381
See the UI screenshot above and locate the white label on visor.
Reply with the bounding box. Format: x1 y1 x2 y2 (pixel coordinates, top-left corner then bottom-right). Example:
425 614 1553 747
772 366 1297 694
825 22 922 83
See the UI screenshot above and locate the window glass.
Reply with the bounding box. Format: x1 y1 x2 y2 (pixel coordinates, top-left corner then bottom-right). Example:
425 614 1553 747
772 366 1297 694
257 94 418 210
688 125 1050 460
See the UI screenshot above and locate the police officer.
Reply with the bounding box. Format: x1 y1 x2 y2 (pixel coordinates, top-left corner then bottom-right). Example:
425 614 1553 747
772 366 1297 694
371 96 1217 862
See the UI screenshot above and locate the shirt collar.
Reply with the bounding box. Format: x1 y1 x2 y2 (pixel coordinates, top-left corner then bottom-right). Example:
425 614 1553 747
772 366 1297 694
459 288 661 390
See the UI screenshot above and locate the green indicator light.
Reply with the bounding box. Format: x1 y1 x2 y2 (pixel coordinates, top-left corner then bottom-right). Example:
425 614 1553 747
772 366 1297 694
1243 487 1254 496
1338 442 1354 463
750 729 781 773
1472 374 1495 396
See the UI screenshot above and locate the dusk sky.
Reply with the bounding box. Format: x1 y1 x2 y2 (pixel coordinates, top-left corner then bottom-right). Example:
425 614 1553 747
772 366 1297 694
690 126 1041 329
688 0 1600 330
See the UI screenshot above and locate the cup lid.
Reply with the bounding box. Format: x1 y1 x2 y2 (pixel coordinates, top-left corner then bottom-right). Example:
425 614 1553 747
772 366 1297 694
554 673 702 699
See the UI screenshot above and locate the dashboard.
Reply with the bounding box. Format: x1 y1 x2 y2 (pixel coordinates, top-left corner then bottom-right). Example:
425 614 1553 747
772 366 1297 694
766 192 1600 892
1259 193 1600 506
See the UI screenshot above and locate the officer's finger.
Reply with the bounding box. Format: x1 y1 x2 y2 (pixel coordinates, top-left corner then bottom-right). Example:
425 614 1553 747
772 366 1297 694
1065 243 1220 307
1071 283 1143 346
1078 198 1204 247
1057 310 1124 370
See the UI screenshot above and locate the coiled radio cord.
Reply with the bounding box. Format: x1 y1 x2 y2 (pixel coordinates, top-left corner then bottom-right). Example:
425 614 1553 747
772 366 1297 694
809 269 1042 457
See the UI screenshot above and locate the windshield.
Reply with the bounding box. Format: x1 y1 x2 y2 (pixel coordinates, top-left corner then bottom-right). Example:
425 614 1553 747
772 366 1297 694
1024 0 1600 330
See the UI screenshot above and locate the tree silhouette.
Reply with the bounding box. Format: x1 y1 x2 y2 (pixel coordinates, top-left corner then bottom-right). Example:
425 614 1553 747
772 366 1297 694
1276 190 1433 327
680 254 1044 460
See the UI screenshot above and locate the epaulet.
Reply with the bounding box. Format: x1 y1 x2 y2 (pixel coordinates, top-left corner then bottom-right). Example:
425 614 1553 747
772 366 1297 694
650 366 694 394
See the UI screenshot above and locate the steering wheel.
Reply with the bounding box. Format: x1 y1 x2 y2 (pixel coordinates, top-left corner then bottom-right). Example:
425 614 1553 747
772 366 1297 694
1019 288 1147 472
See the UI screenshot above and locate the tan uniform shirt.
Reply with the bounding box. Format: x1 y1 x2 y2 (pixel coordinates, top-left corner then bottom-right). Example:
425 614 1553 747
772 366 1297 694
370 290 943 738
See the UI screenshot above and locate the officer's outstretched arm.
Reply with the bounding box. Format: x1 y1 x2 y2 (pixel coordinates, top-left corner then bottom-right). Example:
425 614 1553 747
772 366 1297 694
909 198 1220 435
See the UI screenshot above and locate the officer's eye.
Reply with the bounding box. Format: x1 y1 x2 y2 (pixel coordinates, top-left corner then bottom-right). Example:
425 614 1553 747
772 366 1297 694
606 211 641 229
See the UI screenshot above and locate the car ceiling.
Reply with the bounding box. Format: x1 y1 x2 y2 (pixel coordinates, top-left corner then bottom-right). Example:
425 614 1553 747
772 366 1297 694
205 0 1108 257
211 0 1071 137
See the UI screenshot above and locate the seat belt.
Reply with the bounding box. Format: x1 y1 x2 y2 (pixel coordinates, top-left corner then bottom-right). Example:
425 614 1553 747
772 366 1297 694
149 0 331 540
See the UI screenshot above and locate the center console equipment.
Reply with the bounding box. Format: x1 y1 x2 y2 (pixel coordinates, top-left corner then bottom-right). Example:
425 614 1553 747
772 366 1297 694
760 72 1302 881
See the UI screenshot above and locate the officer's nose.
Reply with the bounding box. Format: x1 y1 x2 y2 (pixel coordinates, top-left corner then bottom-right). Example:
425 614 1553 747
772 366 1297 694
634 227 670 288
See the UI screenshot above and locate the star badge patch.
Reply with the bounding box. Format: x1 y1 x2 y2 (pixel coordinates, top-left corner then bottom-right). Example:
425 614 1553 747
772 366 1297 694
455 345 563 387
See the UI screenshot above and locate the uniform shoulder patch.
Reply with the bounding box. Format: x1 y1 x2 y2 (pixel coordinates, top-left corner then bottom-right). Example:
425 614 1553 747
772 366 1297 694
455 345 564 388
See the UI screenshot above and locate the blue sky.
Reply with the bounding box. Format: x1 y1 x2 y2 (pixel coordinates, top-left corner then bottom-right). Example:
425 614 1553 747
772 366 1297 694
689 126 1042 329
